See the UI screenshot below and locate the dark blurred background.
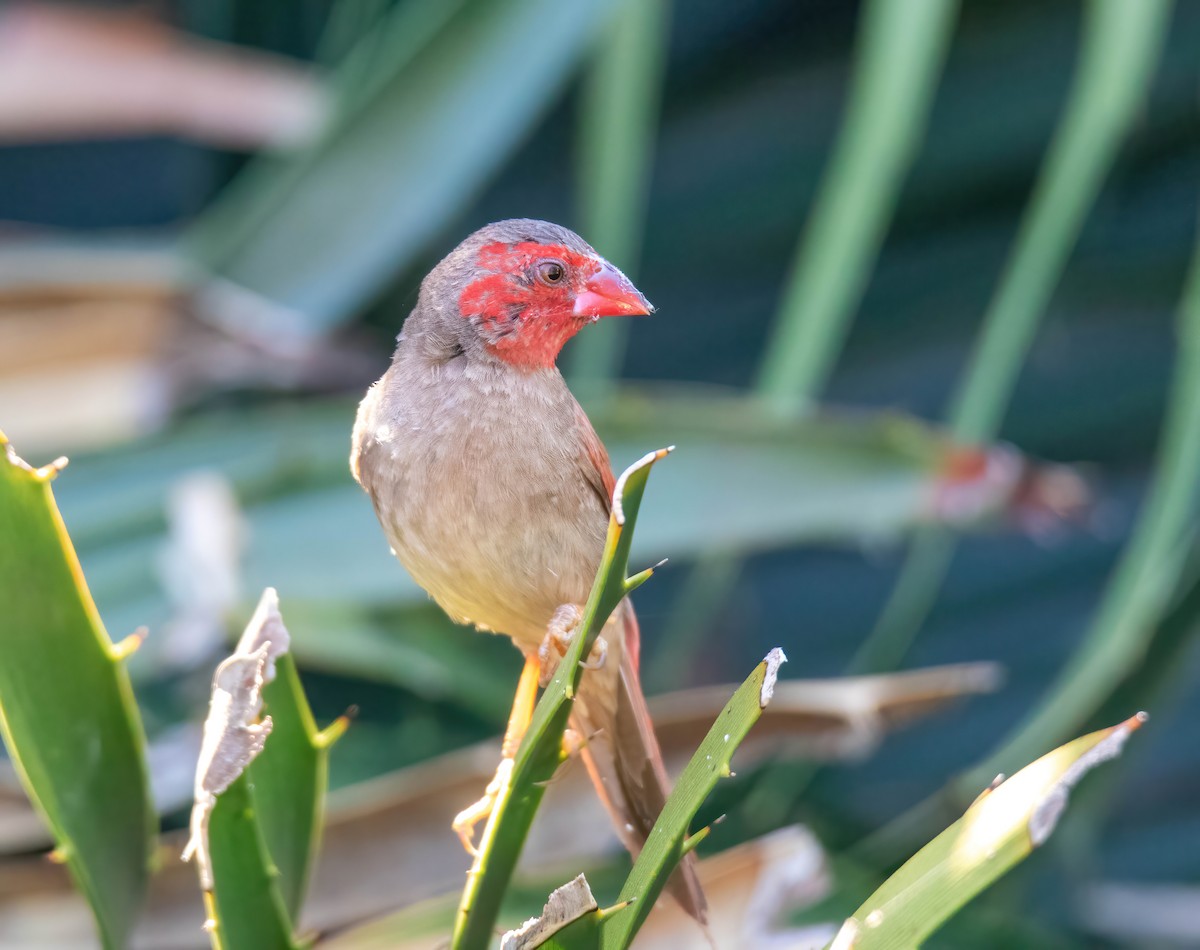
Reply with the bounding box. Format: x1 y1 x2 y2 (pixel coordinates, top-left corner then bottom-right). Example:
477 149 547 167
2 0 1199 947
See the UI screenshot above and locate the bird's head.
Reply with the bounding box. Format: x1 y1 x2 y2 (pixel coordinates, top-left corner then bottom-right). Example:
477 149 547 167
421 219 652 370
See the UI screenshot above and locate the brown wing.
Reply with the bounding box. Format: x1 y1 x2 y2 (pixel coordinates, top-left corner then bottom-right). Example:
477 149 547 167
572 606 708 926
573 400 645 670
574 400 616 514
570 406 707 924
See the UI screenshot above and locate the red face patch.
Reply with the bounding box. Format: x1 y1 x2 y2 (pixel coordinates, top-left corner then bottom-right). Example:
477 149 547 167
458 242 601 369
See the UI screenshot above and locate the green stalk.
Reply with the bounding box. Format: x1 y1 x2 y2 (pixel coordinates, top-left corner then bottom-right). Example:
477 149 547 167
450 449 671 950
961 231 1200 787
595 650 785 948
948 0 1172 441
205 775 301 950
0 438 154 950
859 210 1200 865
835 715 1145 950
849 0 1172 674
192 592 348 950
247 653 348 921
537 649 787 950
566 0 672 406
756 0 958 412
187 0 617 334
665 0 957 689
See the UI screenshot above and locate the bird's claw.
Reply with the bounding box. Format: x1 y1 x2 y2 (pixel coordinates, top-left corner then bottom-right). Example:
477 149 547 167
538 604 606 687
452 757 513 856
583 637 608 671
562 727 586 759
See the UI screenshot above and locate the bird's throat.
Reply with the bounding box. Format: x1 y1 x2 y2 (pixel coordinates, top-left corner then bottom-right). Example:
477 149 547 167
485 316 584 369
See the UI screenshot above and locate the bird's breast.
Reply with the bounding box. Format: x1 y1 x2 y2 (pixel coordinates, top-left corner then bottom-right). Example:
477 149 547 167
352 358 607 648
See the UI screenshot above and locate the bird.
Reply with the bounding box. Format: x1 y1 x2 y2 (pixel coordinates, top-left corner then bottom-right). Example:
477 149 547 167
350 218 706 923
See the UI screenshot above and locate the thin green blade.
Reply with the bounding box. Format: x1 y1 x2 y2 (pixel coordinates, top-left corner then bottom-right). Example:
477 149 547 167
450 448 670 950
834 714 1146 949
566 0 672 403
189 0 620 334
249 651 345 921
757 0 959 409
206 774 301 950
187 590 343 950
594 649 786 949
0 435 154 950
851 0 1173 674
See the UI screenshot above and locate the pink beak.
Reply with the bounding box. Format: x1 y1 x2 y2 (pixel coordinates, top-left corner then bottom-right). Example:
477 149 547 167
572 261 653 318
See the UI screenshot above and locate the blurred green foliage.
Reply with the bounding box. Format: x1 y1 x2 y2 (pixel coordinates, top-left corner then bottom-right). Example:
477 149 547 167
2 0 1200 946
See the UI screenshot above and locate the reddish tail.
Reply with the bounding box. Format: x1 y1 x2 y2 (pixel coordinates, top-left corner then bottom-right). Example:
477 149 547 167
570 603 708 924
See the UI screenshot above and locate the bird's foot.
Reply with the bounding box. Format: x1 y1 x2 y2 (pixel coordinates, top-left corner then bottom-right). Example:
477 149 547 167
452 756 513 857
538 604 607 687
538 604 582 685
561 727 587 759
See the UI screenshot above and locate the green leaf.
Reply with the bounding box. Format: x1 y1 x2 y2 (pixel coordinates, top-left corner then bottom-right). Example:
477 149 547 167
190 590 344 949
960 200 1200 790
851 0 1173 674
830 714 1146 949
566 0 672 404
756 0 959 409
597 392 951 554
188 0 621 334
280 601 516 721
206 774 302 950
450 448 670 950
946 0 1172 443
248 652 347 921
0 435 154 950
586 648 785 949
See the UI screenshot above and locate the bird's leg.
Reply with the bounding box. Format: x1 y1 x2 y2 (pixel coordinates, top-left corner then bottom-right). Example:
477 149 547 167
537 604 607 688
452 653 540 855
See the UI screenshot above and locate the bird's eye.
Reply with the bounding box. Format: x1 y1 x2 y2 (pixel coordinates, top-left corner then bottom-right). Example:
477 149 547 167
536 260 565 285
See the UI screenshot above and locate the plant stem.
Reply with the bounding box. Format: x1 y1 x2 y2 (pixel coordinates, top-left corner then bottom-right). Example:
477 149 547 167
567 0 672 407
756 0 958 412
850 0 1172 674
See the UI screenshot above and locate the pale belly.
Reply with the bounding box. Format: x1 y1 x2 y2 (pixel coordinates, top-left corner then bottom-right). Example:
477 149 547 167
352 360 608 649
